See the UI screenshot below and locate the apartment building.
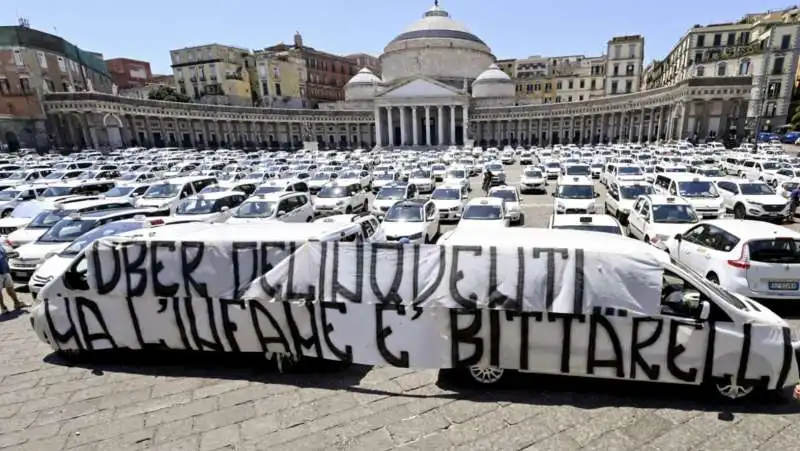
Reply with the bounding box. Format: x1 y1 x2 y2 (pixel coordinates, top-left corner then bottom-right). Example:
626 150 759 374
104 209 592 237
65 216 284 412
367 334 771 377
253 49 308 108
346 53 380 76
170 44 253 106
604 35 645 95
644 7 800 133
106 58 153 89
0 24 113 151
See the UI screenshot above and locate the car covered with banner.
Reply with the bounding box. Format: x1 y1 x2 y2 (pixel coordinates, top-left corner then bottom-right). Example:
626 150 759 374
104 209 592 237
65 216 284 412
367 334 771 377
30 227 800 401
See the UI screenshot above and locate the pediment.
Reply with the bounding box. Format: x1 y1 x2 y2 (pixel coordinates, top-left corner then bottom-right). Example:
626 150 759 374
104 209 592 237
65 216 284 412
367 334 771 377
379 78 461 99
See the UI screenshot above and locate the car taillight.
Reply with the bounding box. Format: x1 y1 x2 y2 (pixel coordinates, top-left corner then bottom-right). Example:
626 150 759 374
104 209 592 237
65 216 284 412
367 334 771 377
727 243 751 269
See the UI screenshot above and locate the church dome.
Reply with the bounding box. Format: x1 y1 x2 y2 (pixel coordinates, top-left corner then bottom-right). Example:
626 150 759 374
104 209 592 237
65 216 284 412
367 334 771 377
380 2 494 84
472 64 515 98
347 67 381 85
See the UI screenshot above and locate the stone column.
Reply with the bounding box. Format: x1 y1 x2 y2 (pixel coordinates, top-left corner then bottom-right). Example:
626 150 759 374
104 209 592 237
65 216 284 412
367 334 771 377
589 115 595 144
437 106 444 146
578 116 585 145
547 118 553 146
638 109 645 143
425 106 432 146
387 107 394 147
142 117 152 148
628 112 635 142
375 106 383 147
399 106 407 146
646 108 655 142
658 106 666 140
449 105 457 146
412 107 419 146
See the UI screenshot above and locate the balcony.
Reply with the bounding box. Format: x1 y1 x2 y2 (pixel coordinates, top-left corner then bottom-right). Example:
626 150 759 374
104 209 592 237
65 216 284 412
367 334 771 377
199 76 207 82
190 76 197 82
225 73 244 81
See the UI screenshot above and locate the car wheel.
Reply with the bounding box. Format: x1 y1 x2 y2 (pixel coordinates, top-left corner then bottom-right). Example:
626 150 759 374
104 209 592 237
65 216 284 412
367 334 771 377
707 374 760 401
733 203 746 219
771 179 778 188
306 217 312 223
466 366 507 385
0 210 9 218
345 206 353 214
706 273 720 285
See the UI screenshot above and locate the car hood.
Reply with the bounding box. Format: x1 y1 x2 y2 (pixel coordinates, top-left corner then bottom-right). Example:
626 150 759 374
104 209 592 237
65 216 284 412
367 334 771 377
373 198 401 208
735 295 789 327
226 216 277 224
410 178 432 185
17 242 69 261
0 217 33 229
337 178 360 186
315 197 348 207
457 219 508 229
432 200 462 209
743 195 788 205
31 255 73 282
648 222 695 237
8 228 47 246
380 221 425 236
521 176 544 183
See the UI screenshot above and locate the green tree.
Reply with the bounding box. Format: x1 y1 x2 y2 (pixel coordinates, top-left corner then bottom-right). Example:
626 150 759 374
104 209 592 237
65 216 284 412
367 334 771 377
791 104 800 129
148 86 190 103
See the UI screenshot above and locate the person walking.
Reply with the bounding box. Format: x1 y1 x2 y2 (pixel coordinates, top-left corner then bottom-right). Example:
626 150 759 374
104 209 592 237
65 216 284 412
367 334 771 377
790 185 800 223
482 170 492 196
0 245 24 314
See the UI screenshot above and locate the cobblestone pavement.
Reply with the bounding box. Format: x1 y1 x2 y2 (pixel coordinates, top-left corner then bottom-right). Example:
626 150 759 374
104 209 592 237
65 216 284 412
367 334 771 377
4 150 800 450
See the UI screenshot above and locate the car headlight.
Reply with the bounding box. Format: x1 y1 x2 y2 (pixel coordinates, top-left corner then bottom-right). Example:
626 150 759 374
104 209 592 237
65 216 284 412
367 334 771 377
336 200 346 205
747 201 763 206
556 202 566 210
8 258 19 266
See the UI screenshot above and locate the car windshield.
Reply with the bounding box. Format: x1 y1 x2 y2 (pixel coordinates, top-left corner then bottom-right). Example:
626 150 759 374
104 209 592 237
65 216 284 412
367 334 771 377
60 222 145 256
432 165 446 171
552 225 622 235
524 170 543 178
410 170 431 179
762 162 781 170
104 186 134 197
117 173 138 181
431 188 460 200
377 187 405 200
41 186 73 197
618 166 643 175
619 184 655 199
318 186 347 198
28 209 70 229
37 218 99 243
385 205 423 222
651 204 698 223
0 190 20 201
376 173 395 180
748 238 800 264
177 197 222 215
463 204 502 220
739 183 773 195
340 171 360 179
199 185 224 194
218 173 237 182
488 164 503 172
254 185 282 195
312 172 332 180
44 171 66 180
234 200 277 218
557 185 593 199
9 203 45 218
144 183 180 199
244 172 265 181
545 162 560 169
664 167 686 173
6 171 29 180
78 171 99 180
677 181 718 198
490 190 518 202
566 165 591 176
447 170 465 179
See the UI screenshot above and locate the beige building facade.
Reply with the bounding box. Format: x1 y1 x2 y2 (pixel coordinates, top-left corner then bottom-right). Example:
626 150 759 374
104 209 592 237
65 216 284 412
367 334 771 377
41 3 754 150
170 44 253 106
254 49 308 108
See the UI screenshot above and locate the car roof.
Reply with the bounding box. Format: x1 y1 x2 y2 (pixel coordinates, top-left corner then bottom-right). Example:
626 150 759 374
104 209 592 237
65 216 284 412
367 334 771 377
465 197 504 206
551 214 621 227
558 176 593 185
189 191 244 200
641 194 691 205
73 208 153 219
394 199 427 206
701 219 800 239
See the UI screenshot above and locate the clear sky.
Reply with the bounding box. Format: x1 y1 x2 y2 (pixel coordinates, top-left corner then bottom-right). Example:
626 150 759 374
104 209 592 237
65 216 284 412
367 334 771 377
1 0 792 74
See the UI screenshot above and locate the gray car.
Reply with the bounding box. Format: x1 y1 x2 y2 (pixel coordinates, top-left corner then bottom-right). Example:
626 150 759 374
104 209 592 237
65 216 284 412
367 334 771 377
0 185 45 218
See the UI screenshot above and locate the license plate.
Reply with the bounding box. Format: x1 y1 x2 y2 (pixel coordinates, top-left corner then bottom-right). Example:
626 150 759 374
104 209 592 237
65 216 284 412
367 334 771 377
769 281 799 291
12 271 27 279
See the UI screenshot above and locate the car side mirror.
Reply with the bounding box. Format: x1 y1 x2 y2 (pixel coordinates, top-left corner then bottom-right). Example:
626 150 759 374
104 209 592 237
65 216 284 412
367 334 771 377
551 192 556 197
698 300 711 321
594 192 601 198
277 210 286 217
674 233 682 242
221 206 230 212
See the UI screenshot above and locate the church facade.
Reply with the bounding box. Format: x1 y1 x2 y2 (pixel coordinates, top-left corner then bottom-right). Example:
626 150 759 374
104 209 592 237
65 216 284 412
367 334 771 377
41 4 752 150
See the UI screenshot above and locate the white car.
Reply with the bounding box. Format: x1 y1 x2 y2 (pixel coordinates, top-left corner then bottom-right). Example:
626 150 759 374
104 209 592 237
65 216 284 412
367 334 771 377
444 166 471 192
715 179 790 221
313 183 368 216
226 192 314 224
762 167 800 188
500 151 515 165
604 181 656 223
372 183 418 218
337 170 372 190
379 199 440 244
488 185 522 225
626 195 699 250
458 197 509 229
371 171 400 193
174 191 246 222
519 151 534 165
306 171 339 195
552 176 598 215
431 164 448 182
519 166 546 193
543 160 561 179
548 214 624 235
430 184 467 222
666 175 726 219
408 169 436 194
666 220 800 300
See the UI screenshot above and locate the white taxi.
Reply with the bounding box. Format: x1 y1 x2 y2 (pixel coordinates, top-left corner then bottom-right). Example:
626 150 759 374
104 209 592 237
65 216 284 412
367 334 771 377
627 195 699 250
457 197 509 229
379 199 440 244
430 184 467 222
667 220 800 300
666 175 726 219
548 214 624 235
552 176 599 215
519 166 547 193
715 179 790 221
488 185 522 225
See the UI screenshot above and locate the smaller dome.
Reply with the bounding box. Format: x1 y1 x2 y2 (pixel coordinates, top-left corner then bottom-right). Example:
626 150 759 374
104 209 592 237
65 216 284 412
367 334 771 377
473 64 513 85
347 67 381 85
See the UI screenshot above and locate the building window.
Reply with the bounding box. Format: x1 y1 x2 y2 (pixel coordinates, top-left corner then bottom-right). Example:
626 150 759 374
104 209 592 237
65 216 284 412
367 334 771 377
713 33 721 46
568 81 573 89
781 35 791 50
262 83 269 97
738 59 750 75
258 63 267 78
36 51 47 69
716 62 726 76
764 102 777 117
208 64 216 79
179 85 187 95
614 45 621 58
57 56 66 72
628 43 635 58
579 80 585 89
526 84 533 93
696 35 705 47
567 96 572 102
274 67 280 78
61 81 69 92
694 52 702 63
590 79 596 90
534 83 541 91
174 54 181 64
544 83 551 92
275 83 282 96
556 81 562 89
19 78 31 94
613 64 619 76
626 64 634 76
12 48 23 67
555 96 561 103
772 57 785 75
625 80 632 93
726 33 735 46
767 81 782 99
611 81 618 94
696 66 705 76
0 79 9 95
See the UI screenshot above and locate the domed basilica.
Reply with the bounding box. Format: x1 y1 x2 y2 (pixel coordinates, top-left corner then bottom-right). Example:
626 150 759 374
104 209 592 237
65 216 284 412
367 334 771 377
42 1 752 150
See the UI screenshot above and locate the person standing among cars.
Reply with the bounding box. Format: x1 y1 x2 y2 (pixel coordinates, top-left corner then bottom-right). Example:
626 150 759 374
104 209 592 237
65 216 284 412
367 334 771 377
790 185 800 222
0 245 24 314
